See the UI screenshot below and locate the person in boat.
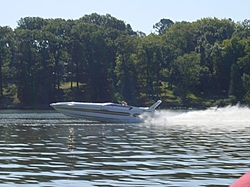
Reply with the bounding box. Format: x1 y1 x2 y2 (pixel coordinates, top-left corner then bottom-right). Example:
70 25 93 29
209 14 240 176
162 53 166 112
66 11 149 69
121 101 128 106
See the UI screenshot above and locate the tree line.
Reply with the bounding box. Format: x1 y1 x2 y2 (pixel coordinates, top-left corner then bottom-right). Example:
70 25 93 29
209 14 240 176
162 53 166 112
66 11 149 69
0 13 249 108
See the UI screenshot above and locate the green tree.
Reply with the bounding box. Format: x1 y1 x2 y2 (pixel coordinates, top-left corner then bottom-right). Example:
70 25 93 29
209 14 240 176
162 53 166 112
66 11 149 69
136 34 164 100
0 26 13 98
34 30 57 105
1 15 250 108
162 21 196 55
194 18 235 45
17 17 48 30
171 52 201 103
15 17 72 105
79 13 135 35
69 23 86 96
44 19 70 97
242 73 250 104
153 18 174 34
15 29 37 105
114 35 139 103
84 25 113 102
219 37 245 92
233 19 250 38
229 63 243 102
193 18 236 94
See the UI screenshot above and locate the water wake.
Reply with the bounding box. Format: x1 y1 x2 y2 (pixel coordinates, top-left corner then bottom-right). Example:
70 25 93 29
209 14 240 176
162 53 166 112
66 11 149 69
146 105 250 129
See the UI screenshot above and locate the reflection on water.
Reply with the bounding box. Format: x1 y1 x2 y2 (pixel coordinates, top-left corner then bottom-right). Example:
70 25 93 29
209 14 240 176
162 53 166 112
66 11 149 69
0 106 250 186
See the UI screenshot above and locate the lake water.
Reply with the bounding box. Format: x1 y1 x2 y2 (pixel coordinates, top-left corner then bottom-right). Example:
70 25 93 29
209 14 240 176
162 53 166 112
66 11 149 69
0 106 250 187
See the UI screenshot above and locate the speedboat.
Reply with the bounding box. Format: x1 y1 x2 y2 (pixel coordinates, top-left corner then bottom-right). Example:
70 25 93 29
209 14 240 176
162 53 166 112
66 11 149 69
50 100 162 123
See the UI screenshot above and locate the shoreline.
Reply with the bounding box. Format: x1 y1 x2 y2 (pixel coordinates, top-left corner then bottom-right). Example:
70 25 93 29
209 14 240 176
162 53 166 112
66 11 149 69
0 103 208 110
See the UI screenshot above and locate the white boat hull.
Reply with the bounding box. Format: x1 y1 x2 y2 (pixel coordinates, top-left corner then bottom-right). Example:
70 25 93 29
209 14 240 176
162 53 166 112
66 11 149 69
50 100 162 123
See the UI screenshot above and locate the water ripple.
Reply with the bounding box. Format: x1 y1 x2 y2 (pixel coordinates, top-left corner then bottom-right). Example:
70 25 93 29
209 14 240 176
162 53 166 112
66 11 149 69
0 109 249 186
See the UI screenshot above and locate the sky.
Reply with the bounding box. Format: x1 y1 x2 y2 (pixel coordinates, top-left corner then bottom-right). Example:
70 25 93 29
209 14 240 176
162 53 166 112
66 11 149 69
0 0 249 34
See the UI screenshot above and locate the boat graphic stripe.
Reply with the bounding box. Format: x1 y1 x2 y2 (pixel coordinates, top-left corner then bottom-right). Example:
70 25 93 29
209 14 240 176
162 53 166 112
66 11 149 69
56 107 131 116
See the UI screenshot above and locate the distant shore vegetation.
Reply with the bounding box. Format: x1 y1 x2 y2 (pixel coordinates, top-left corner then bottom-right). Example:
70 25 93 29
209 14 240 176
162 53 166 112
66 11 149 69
0 14 250 109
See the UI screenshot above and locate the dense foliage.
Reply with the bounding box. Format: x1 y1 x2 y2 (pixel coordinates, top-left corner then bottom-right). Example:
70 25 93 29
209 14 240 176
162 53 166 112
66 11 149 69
0 14 249 108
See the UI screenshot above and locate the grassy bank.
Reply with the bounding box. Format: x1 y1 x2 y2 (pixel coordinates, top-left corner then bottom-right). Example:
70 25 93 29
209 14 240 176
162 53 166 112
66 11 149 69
0 83 232 110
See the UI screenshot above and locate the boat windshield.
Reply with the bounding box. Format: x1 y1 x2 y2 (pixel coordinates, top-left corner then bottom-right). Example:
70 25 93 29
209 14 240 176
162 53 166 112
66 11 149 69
105 103 132 108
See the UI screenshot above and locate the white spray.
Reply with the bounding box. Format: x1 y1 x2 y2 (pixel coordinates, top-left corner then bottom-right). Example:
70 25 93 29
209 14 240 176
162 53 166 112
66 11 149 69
144 105 250 130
